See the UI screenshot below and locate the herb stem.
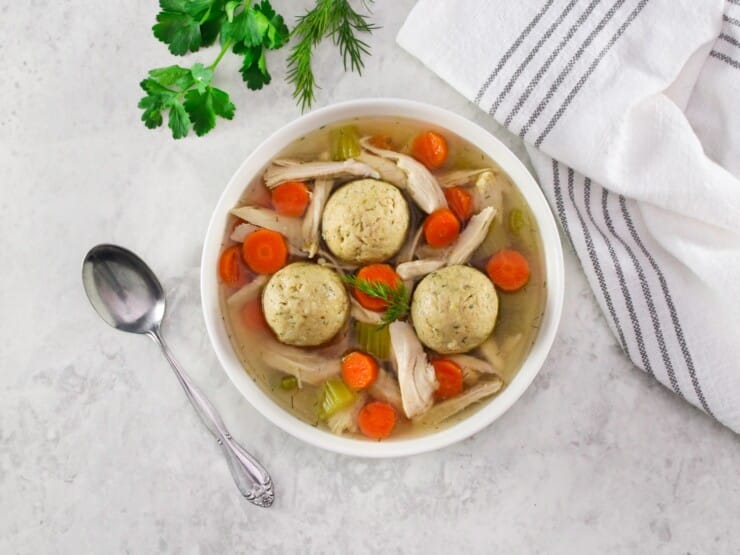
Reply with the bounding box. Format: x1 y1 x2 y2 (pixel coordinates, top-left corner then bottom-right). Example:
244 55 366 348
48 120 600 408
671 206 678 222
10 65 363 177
209 39 233 70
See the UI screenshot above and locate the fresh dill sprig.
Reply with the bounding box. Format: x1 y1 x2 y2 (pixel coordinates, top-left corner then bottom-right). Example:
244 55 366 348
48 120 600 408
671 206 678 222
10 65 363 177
287 0 377 112
342 273 409 326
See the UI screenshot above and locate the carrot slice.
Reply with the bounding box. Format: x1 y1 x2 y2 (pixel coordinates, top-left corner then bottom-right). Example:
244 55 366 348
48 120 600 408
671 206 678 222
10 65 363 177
432 359 464 400
411 131 448 169
241 297 267 329
218 245 245 286
423 208 460 248
341 351 379 390
444 186 474 223
486 249 530 292
352 264 402 312
271 181 311 217
242 229 288 274
358 401 397 439
369 134 393 150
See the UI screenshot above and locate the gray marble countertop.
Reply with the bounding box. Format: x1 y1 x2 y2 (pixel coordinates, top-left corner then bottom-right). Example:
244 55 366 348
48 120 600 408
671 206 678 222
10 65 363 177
2 1 739 553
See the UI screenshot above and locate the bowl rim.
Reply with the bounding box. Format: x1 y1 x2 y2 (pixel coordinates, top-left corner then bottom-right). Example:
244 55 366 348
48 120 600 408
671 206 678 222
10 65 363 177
200 98 564 458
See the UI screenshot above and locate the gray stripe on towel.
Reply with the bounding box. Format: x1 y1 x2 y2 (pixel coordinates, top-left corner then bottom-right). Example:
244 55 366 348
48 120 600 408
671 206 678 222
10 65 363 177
559 166 630 354
502 0 604 126
474 0 556 105
601 188 681 395
710 49 740 69
719 33 740 49
535 0 652 147
583 178 653 376
619 197 715 416
489 0 581 117
518 0 627 140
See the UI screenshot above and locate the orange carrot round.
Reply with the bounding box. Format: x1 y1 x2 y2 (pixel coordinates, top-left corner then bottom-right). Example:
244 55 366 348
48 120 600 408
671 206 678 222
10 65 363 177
432 359 464 400
486 249 530 292
358 401 397 439
423 208 460 248
411 131 448 169
271 181 311 217
241 297 267 329
444 186 474 223
242 229 288 274
352 264 402 312
218 245 245 286
369 134 393 150
341 351 379 390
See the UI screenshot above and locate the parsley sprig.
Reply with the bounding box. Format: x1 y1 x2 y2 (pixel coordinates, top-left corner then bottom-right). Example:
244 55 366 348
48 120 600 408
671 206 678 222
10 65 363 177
140 0 289 138
138 0 376 139
342 273 410 326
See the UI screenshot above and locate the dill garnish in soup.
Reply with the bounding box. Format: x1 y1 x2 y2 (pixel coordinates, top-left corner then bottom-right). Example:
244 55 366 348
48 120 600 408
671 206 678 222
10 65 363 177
216 117 546 440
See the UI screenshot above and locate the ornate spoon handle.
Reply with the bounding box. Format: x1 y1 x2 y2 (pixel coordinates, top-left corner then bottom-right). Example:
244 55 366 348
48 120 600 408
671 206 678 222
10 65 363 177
149 329 274 507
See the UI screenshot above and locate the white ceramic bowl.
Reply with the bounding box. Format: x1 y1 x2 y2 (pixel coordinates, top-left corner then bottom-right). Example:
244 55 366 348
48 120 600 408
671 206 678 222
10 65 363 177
201 99 564 458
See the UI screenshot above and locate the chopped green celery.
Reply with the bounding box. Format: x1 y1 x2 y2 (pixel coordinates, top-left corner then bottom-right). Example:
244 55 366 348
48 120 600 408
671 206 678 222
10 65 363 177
508 208 526 234
280 375 298 391
355 321 391 359
329 125 361 160
319 378 356 419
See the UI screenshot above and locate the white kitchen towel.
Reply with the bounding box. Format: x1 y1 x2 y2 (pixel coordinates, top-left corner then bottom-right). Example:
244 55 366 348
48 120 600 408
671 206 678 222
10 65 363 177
398 0 740 432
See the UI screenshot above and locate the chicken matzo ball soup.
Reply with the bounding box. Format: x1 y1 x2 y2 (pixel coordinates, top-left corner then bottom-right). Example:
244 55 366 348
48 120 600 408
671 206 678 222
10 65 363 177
217 118 546 440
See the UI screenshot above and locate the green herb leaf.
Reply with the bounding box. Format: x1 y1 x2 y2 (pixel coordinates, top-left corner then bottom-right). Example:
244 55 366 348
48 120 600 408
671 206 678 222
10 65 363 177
240 46 271 90
210 86 236 119
342 273 410 326
147 65 194 89
255 0 290 49
152 0 225 55
190 62 214 93
168 102 191 139
138 95 165 129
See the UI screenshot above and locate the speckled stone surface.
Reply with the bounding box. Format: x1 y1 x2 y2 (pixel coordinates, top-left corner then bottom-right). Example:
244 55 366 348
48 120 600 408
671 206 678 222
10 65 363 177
2 1 739 553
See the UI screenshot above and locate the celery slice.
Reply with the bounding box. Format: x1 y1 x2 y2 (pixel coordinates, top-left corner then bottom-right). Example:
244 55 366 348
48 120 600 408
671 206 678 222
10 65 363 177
280 375 298 391
508 208 526 234
330 125 361 161
356 321 391 360
319 378 357 419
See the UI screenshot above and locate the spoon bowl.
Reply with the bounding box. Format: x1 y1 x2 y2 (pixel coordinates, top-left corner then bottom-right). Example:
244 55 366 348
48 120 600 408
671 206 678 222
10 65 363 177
82 244 165 334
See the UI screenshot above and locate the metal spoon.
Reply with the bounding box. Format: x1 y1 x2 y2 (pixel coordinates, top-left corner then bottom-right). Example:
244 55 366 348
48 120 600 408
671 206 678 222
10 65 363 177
82 244 274 508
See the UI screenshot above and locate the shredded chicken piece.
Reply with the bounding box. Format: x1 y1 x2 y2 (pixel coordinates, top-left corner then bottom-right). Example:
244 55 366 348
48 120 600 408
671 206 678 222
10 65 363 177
263 159 379 188
350 298 383 325
396 258 445 281
447 206 496 264
230 206 303 248
473 171 504 214
355 151 408 188
414 377 503 426
302 178 333 257
230 222 259 242
448 354 498 386
478 333 523 376
226 275 268 308
327 392 367 434
368 369 404 413
436 168 496 188
271 158 302 167
396 226 425 264
259 342 342 386
360 137 447 213
447 354 496 374
389 321 438 418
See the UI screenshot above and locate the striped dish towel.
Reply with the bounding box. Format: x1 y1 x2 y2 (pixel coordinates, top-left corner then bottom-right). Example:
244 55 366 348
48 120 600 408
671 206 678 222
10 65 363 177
398 0 740 432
